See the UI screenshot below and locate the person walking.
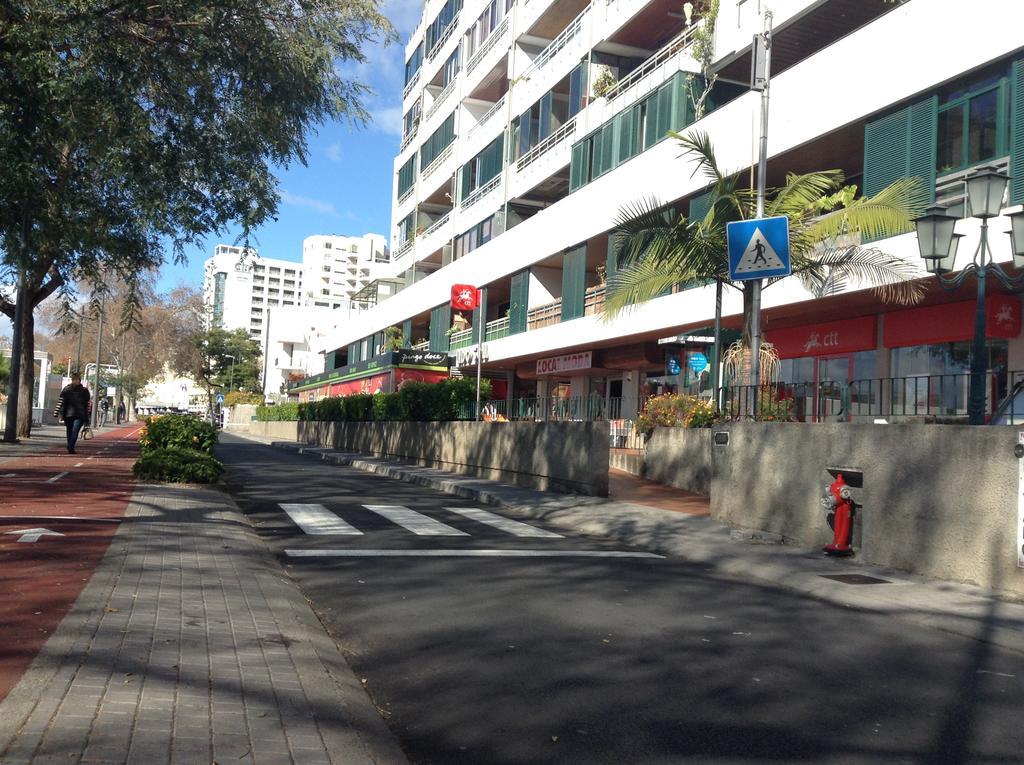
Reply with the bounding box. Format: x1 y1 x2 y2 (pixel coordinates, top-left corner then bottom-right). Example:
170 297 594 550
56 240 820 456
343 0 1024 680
99 398 110 427
116 401 126 424
54 373 91 454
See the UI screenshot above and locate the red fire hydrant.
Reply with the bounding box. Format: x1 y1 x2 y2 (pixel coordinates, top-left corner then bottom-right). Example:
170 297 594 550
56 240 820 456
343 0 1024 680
821 473 854 556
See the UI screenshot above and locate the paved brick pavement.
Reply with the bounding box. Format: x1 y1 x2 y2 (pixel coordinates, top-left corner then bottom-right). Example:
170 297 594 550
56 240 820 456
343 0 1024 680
608 468 710 516
0 441 406 764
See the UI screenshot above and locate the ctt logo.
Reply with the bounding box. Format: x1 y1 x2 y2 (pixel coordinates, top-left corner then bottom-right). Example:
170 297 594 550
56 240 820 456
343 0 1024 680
802 331 840 354
996 304 1015 328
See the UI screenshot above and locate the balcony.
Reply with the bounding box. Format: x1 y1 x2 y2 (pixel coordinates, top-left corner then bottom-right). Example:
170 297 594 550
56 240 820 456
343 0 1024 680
417 211 453 258
601 27 697 108
449 316 510 350
509 116 577 197
426 14 460 62
420 142 456 194
460 174 501 211
466 16 510 77
424 78 458 123
402 69 421 102
515 7 588 112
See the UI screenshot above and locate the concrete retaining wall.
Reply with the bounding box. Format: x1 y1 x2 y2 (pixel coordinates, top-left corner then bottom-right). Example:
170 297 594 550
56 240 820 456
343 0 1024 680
643 428 713 495
225 404 258 433
250 419 609 496
709 422 1024 598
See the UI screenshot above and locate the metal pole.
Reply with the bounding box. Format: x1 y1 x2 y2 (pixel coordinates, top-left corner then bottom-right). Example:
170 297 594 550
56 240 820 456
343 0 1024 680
750 11 772 393
3 274 26 442
475 304 483 420
968 222 990 425
229 357 235 392
712 279 722 403
75 312 84 374
92 305 103 429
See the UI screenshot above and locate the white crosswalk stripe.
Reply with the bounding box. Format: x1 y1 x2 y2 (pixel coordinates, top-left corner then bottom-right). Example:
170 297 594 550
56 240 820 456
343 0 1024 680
280 503 363 535
444 507 563 538
362 504 469 536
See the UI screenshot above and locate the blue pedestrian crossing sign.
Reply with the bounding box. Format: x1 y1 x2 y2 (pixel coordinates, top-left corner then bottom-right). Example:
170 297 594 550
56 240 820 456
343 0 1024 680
216 393 225 405
727 216 791 281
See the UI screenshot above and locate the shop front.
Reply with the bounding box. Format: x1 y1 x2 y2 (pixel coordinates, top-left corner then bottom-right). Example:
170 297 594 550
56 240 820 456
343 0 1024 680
764 294 1022 421
291 349 452 401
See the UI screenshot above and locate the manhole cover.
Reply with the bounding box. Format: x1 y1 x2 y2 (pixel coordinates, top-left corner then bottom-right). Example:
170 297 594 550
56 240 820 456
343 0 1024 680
819 574 891 585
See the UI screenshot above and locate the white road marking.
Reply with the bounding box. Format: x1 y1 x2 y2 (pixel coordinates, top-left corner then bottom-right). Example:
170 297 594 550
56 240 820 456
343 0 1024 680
285 549 664 559
4 528 66 543
444 507 563 538
46 472 69 483
279 503 363 535
1 473 15 477
74 463 84 468
362 504 469 536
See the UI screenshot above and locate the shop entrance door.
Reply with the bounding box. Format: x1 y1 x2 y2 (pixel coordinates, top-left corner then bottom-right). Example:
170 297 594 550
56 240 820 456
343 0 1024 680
815 354 853 421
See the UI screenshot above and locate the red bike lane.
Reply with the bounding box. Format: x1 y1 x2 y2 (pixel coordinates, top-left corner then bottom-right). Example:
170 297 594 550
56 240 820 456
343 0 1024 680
0 424 142 702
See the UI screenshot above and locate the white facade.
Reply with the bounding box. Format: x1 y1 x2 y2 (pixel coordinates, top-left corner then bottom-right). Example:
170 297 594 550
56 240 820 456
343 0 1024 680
312 0 1024 399
261 304 341 400
202 244 305 346
301 233 389 309
137 366 208 413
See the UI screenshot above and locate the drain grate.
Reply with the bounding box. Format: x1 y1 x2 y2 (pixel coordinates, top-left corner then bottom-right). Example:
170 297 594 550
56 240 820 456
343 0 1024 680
819 574 891 585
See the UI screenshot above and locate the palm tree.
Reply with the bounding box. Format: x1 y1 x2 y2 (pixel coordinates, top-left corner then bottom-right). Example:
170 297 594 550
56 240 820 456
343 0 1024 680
606 131 929 385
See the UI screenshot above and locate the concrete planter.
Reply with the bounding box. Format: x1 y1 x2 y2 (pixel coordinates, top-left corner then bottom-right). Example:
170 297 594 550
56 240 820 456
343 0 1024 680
643 427 713 495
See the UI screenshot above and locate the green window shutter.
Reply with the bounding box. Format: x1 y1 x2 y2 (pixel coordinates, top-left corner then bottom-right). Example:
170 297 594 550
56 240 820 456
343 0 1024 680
519 107 533 158
570 141 589 191
671 71 692 130
459 161 472 201
689 187 714 222
325 351 336 370
509 270 529 334
602 122 617 174
472 288 488 343
1011 58 1024 204
401 319 412 348
591 130 605 177
617 105 640 164
863 96 937 202
655 82 674 140
539 92 553 141
397 155 417 197
561 245 586 321
429 305 452 352
643 91 661 149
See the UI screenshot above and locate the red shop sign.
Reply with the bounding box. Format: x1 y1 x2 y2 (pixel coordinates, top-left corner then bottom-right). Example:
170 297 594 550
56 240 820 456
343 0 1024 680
766 316 876 359
883 295 1021 348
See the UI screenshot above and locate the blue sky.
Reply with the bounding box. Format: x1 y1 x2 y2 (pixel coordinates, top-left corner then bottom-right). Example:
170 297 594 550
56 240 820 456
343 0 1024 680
155 0 423 294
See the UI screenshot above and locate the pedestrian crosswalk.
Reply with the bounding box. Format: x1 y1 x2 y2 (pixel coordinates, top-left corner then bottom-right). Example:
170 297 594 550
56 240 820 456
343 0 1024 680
278 503 564 539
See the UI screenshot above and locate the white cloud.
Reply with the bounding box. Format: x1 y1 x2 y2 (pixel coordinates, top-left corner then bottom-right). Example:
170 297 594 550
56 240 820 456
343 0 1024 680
371 105 404 137
280 190 338 216
325 143 342 162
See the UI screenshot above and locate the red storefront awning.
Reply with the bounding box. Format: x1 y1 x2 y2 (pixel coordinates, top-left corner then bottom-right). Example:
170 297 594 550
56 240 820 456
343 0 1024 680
766 316 876 359
883 295 1021 348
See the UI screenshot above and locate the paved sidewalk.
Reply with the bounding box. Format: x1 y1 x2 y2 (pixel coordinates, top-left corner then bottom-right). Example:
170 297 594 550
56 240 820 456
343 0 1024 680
0 425 75 463
238 432 1024 657
0 482 408 765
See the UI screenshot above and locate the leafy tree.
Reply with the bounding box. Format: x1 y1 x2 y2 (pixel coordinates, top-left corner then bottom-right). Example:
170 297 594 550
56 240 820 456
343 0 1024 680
174 326 263 413
606 131 928 383
1 0 392 439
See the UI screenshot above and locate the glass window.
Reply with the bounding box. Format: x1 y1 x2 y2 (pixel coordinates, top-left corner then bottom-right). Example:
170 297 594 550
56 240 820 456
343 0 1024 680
968 89 999 166
936 104 963 175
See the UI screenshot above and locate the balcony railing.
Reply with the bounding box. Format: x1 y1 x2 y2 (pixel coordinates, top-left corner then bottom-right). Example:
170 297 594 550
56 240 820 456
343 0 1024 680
603 26 697 103
393 239 415 262
467 95 506 138
460 173 500 210
427 14 460 61
424 78 458 122
516 117 577 172
421 141 455 182
520 8 587 80
420 211 451 239
936 156 1010 211
402 70 421 100
397 185 415 205
399 122 419 153
411 340 430 351
466 16 509 75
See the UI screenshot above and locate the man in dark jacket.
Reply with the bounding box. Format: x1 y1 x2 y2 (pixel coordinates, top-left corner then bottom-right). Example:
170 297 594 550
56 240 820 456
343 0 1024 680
55 373 91 454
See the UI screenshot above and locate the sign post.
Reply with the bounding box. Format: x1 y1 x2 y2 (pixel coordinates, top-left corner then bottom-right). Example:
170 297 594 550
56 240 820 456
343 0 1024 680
451 284 483 419
750 11 773 391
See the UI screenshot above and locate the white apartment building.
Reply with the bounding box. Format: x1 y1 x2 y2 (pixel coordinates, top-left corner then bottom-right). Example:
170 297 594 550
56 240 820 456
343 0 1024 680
203 244 305 346
297 0 1024 424
301 233 390 309
261 304 342 400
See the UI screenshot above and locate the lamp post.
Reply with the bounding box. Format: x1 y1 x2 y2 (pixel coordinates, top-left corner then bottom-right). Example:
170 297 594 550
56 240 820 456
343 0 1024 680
913 165 1024 425
225 354 236 393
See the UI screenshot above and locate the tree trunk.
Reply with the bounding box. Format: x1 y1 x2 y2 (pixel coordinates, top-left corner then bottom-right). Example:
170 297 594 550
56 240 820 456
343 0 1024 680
16 307 35 438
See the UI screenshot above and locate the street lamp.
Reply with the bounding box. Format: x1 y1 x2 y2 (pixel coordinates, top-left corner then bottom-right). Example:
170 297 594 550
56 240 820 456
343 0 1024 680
913 165 1024 425
225 354 236 393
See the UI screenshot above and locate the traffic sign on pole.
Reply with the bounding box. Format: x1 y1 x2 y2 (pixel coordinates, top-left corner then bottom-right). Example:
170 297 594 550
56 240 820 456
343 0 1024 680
727 216 791 281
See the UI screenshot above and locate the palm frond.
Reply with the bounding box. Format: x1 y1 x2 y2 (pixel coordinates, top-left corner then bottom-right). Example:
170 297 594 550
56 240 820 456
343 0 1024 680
793 245 925 305
672 130 725 186
603 260 697 319
768 170 844 219
611 196 681 266
805 177 927 244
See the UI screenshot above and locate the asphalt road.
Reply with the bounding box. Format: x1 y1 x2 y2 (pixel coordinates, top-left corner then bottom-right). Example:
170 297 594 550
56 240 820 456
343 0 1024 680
218 435 1024 765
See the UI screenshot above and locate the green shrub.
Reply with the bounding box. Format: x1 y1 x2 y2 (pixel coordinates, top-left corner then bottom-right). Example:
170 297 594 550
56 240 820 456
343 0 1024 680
373 392 403 420
346 393 374 421
132 446 223 483
140 414 218 456
256 403 299 421
636 394 718 434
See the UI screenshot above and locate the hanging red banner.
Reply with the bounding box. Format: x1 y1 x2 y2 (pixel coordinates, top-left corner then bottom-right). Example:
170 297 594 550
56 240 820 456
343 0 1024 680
766 316 876 359
883 295 1021 347
451 284 480 311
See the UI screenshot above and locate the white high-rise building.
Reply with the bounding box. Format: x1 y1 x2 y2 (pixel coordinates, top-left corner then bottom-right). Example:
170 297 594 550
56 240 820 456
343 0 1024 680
203 244 305 346
301 233 389 309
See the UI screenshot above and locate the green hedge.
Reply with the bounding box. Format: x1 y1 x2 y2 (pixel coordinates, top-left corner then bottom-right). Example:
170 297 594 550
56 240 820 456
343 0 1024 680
133 446 223 483
139 413 218 456
256 378 491 422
